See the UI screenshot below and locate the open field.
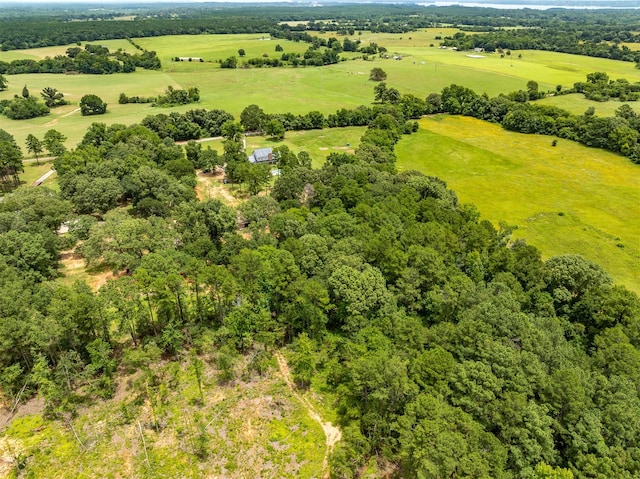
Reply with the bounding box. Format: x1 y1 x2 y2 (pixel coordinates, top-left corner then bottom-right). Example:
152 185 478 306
134 34 310 72
0 39 134 62
4 31 640 151
535 93 640 116
0 70 182 147
396 115 640 294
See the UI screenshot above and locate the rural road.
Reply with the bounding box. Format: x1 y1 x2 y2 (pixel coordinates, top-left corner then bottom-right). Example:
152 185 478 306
275 351 341 479
33 169 56 186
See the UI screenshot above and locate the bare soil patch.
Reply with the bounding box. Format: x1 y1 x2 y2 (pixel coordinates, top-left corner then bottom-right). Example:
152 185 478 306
59 249 115 292
196 169 241 207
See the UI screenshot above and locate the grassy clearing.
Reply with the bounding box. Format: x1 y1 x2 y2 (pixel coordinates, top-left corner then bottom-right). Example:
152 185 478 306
57 249 115 291
18 160 55 186
396 115 640 294
194 126 365 168
245 127 364 168
535 93 640 116
0 354 326 479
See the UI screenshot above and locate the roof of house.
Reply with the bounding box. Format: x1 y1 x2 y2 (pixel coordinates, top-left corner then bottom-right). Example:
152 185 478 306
248 147 273 164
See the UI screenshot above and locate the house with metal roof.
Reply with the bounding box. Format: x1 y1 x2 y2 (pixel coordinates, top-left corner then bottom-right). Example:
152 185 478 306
248 148 275 164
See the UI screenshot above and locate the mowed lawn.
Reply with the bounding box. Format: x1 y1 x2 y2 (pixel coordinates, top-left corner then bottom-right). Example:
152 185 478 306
396 115 640 294
196 126 365 168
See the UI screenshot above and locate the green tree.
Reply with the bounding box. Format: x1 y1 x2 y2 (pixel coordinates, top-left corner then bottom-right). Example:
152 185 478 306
190 350 205 404
545 254 612 318
527 80 541 100
21 85 29 98
43 129 67 156
220 56 237 69
25 134 44 165
80 209 178 272
244 163 272 196
292 333 315 387
221 120 244 143
369 67 387 81
0 129 24 188
40 87 67 108
238 195 280 226
79 94 107 116
265 119 285 140
535 463 574 479
397 394 508 478
382 87 401 104
238 48 246 57
67 175 123 215
0 74 7 91
240 104 267 133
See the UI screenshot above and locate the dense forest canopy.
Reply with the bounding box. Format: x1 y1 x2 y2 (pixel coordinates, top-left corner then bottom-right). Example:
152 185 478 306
1 4 640 479
1 95 639 477
5 4 640 53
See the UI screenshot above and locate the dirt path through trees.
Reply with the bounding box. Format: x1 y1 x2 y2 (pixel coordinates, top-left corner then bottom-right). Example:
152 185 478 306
275 351 341 479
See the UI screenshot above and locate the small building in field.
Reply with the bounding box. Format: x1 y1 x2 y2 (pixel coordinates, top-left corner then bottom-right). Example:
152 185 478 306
248 147 275 164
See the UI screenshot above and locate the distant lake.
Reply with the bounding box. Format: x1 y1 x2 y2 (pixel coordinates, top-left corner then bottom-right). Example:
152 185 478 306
418 1 640 8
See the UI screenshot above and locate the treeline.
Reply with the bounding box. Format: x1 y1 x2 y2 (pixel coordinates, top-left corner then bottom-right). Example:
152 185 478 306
0 43 160 75
6 4 640 58
441 28 640 64
1 103 640 477
120 86 200 107
421 80 640 163
573 71 640 102
139 99 420 145
225 36 383 69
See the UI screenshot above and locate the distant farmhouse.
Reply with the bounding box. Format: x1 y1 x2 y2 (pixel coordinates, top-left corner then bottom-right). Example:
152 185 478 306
248 147 276 164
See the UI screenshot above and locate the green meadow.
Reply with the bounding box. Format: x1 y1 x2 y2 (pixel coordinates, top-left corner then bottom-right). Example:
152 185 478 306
4 31 640 150
535 93 640 116
396 115 640 294
134 34 310 70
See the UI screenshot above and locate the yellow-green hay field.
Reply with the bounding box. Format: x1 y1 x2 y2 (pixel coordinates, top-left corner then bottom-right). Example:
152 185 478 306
396 115 640 294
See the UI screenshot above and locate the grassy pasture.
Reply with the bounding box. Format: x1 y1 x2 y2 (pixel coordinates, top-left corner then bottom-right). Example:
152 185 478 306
396 115 640 294
535 93 640 116
0 39 134 62
134 34 310 72
0 70 182 147
4 32 640 151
